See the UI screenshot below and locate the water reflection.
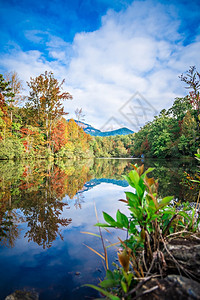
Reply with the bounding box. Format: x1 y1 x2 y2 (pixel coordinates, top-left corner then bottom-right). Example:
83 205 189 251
0 158 198 249
0 157 199 299
144 158 199 202
0 159 131 248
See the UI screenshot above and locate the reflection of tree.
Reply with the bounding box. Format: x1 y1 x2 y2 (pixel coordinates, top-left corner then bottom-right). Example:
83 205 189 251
92 159 131 180
0 193 20 247
0 161 73 249
0 158 199 249
23 197 71 249
144 158 199 202
18 166 72 249
0 161 23 247
58 160 94 199
0 210 20 247
74 193 85 209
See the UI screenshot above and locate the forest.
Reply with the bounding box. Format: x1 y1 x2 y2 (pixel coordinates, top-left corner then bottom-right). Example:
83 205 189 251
0 71 94 160
133 66 200 158
0 66 199 160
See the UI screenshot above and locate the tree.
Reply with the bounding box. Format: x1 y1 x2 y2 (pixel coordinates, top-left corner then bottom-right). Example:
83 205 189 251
115 139 128 157
3 72 25 130
51 118 68 152
178 111 197 155
5 71 25 107
20 125 45 157
180 66 200 129
0 74 14 99
0 74 14 133
75 108 85 126
0 94 11 140
67 119 79 141
167 97 192 121
180 66 200 98
26 71 72 147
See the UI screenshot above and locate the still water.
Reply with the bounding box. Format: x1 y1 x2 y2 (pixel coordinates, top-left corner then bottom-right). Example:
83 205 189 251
0 158 198 299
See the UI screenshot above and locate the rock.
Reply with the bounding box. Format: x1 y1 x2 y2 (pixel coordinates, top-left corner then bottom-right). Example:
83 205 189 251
5 290 39 300
136 275 200 300
135 234 200 299
75 271 81 276
168 275 200 298
165 235 200 280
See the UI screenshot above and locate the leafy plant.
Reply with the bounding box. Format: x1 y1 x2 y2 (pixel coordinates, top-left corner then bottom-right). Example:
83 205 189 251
85 164 200 299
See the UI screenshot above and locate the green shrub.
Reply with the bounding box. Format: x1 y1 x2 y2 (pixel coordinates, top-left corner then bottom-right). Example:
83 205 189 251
0 138 24 160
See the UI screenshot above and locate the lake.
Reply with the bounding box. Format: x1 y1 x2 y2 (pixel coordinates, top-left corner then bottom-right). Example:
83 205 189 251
0 158 199 299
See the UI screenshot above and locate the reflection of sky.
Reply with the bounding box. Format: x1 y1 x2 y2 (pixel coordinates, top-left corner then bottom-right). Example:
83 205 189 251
0 182 131 300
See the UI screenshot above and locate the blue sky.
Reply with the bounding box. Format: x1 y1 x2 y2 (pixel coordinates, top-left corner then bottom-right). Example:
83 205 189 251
0 0 200 131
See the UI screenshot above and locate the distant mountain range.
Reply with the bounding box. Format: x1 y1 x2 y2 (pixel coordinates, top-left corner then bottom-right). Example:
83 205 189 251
69 119 134 136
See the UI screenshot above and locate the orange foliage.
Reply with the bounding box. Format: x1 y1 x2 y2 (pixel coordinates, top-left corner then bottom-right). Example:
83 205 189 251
51 118 68 152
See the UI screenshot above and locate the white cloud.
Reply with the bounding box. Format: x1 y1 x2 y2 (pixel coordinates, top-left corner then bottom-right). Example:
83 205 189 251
24 30 48 44
0 0 200 130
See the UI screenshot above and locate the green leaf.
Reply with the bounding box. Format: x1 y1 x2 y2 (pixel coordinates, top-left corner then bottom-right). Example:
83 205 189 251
106 269 114 280
129 170 140 185
114 221 124 228
158 196 173 208
162 213 173 221
116 210 129 228
99 279 117 288
103 212 116 225
195 153 200 161
147 199 157 211
121 280 127 293
142 167 154 177
178 211 191 221
129 222 137 234
129 208 139 219
95 223 113 227
127 273 133 287
135 184 144 199
84 284 120 300
125 192 139 206
191 179 200 183
95 222 123 229
123 175 135 188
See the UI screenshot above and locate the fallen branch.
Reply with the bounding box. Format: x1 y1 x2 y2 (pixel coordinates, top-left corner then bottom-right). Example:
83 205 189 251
132 285 159 300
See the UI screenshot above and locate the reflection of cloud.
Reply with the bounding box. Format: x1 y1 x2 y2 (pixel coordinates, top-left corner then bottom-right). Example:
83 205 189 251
0 182 131 298
62 183 130 229
0 1 200 130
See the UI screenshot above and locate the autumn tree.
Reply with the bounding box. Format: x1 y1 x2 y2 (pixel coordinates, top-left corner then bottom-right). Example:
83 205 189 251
51 118 68 152
20 125 45 157
0 75 13 139
67 119 79 141
0 94 9 140
26 71 72 148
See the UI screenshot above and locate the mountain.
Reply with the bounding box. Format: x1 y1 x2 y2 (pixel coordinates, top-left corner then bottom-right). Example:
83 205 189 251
69 119 134 136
